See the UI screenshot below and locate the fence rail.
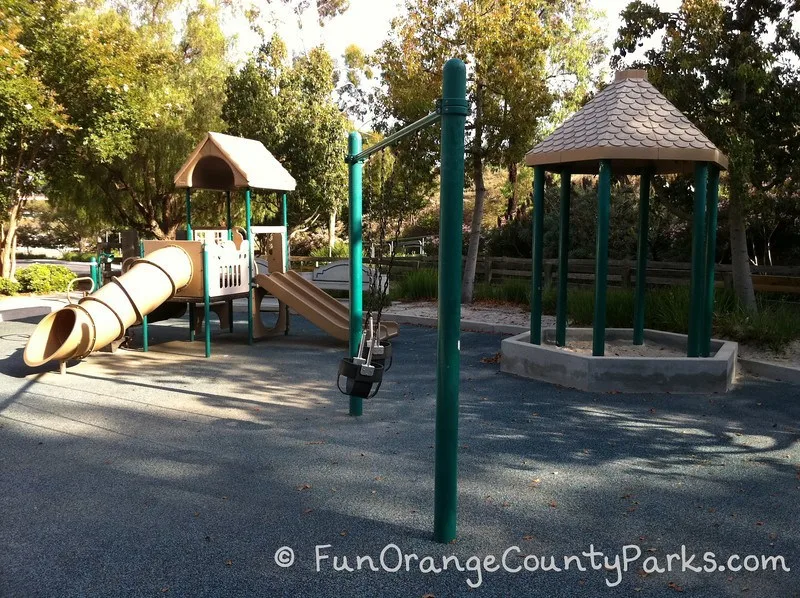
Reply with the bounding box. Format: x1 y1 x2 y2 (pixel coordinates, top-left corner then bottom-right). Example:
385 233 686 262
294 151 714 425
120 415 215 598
289 255 800 294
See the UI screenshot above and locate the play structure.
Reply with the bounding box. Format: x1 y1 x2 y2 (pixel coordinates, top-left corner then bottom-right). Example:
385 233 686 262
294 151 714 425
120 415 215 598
23 132 396 371
501 69 737 393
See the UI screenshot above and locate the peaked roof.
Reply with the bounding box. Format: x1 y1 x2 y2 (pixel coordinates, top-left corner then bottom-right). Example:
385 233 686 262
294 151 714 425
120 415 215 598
525 71 728 174
174 132 296 191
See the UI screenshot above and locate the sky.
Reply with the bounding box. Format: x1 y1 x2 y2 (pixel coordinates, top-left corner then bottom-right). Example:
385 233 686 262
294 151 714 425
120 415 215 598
224 0 683 73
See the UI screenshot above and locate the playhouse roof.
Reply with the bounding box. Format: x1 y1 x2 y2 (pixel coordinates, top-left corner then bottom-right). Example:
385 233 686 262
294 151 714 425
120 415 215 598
174 132 296 191
525 70 728 174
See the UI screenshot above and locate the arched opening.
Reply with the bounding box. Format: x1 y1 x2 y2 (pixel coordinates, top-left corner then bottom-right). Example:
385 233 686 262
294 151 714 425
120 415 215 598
190 156 235 190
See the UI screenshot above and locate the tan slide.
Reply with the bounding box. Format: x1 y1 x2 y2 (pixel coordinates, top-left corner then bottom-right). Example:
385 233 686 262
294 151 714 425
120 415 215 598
253 271 398 342
24 245 193 368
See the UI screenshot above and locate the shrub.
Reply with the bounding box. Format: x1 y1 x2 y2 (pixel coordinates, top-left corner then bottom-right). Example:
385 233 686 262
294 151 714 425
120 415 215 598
16 264 76 294
0 278 20 295
60 251 97 262
309 240 349 259
395 269 438 300
715 302 800 353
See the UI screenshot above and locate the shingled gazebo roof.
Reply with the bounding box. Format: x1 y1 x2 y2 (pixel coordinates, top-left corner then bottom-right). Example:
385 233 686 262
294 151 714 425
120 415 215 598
174 132 296 192
525 70 728 174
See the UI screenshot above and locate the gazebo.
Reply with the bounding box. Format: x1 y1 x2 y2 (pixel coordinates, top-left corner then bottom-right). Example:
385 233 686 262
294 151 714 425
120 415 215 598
524 70 728 359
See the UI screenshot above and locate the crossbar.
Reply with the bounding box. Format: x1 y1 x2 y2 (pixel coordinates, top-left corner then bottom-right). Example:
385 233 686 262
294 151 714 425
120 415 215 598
346 112 441 164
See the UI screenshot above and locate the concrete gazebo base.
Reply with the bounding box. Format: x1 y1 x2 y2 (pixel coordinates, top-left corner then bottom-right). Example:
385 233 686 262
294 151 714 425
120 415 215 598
501 328 737 394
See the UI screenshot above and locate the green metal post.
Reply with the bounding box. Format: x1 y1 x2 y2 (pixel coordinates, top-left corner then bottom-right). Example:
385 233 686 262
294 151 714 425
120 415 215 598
282 193 289 272
347 132 364 417
202 244 211 358
688 163 709 357
702 167 720 357
556 168 571 347
89 257 99 292
593 160 612 356
633 169 652 345
530 166 546 344
246 188 253 345
434 58 467 544
226 190 232 241
139 242 148 352
185 188 193 240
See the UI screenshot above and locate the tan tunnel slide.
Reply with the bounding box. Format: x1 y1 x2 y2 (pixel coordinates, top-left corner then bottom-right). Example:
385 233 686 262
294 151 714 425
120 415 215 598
24 246 193 367
253 270 398 342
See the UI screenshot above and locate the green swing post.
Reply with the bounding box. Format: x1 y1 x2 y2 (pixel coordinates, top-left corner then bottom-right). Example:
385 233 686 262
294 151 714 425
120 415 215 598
433 58 467 545
139 242 149 352
702 167 720 357
531 166 545 344
245 188 254 345
633 168 653 345
347 132 364 418
593 160 612 356
555 168 571 347
688 163 709 357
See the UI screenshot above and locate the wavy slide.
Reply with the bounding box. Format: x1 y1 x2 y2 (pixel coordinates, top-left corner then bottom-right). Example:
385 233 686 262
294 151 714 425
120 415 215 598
253 270 398 342
24 246 193 367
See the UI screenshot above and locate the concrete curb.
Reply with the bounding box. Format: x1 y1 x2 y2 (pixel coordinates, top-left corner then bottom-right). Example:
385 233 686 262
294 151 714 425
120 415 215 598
0 305 57 322
384 313 527 335
739 357 800 384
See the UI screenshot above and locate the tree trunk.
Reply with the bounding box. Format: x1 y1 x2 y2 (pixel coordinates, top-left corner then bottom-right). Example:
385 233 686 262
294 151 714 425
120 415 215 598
505 161 518 219
1 200 22 280
328 209 336 251
728 180 756 309
462 82 486 304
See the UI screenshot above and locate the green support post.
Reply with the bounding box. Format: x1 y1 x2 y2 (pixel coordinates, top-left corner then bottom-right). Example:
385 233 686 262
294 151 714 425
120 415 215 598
347 132 364 417
139 242 148 352
530 166 546 344
702 167 720 357
593 160 612 356
185 188 193 240
688 163 709 357
245 188 253 345
202 244 211 358
433 58 467 544
633 169 653 345
555 168 571 347
226 190 232 241
89 257 99 292
188 303 195 341
282 193 289 272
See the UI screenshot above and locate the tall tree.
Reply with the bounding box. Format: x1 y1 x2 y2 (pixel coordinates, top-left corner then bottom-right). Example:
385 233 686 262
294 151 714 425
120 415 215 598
613 0 800 309
376 0 605 302
223 36 348 246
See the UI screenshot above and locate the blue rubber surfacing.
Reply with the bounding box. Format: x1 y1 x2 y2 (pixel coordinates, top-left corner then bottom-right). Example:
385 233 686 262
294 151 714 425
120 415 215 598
0 314 798 597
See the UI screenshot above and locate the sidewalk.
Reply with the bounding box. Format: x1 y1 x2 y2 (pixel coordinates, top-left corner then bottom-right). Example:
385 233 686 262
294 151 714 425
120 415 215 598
0 294 69 322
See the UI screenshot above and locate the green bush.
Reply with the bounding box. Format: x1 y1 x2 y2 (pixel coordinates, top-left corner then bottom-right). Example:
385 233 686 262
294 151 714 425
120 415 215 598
715 302 800 353
309 240 349 259
395 269 438 300
60 251 97 262
474 278 533 305
0 278 20 295
16 263 76 294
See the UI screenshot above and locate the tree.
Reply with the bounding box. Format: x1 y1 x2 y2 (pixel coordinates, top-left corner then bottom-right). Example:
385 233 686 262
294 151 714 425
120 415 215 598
376 0 605 302
613 0 800 309
0 0 71 278
223 36 348 247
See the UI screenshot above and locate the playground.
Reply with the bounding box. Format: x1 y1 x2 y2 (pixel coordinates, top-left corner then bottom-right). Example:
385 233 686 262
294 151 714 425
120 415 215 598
1 307 798 596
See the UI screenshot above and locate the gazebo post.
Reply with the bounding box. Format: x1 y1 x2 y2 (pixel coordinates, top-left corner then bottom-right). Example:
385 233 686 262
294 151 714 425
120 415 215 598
633 168 653 345
245 187 254 345
702 167 721 357
531 166 546 344
555 168 571 347
688 162 709 357
593 160 612 356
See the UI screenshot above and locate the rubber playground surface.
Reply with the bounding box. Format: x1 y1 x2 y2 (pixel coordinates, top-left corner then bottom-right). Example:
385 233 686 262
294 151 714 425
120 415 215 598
1 310 799 597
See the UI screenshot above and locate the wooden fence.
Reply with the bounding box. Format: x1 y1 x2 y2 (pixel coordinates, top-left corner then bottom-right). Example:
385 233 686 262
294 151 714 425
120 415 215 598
289 255 800 294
